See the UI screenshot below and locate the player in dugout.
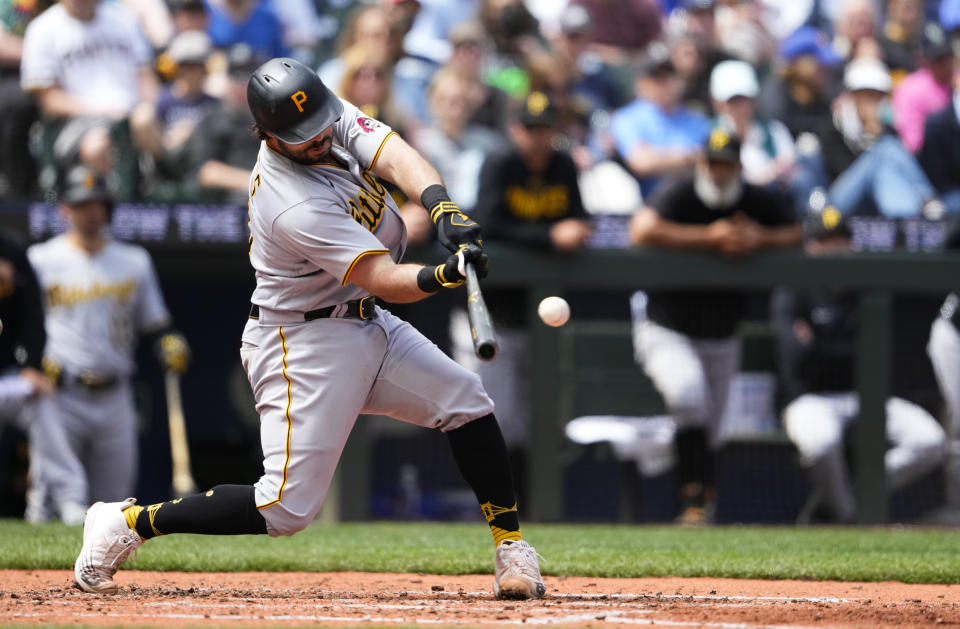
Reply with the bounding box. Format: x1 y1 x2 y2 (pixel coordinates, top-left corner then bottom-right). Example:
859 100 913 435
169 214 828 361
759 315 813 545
772 209 946 523
26 165 191 524
628 127 802 525
72 58 546 601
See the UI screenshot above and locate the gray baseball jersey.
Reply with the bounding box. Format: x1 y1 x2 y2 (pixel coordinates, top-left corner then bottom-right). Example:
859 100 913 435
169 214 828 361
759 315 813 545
243 99 492 536
248 98 406 320
28 236 170 378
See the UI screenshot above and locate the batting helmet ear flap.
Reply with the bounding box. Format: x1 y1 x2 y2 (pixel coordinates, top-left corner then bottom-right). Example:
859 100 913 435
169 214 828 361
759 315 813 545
247 57 344 145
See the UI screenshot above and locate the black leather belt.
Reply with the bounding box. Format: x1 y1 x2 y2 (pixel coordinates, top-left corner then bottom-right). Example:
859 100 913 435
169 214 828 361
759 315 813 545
62 371 121 391
249 296 377 321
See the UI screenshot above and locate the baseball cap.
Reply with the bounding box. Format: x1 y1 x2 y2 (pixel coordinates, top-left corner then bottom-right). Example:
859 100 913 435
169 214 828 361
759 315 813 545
921 22 952 60
226 43 262 79
559 4 591 35
516 91 558 127
634 41 675 77
709 60 759 102
166 30 212 66
779 26 842 65
803 205 850 241
843 57 891 92
59 165 113 206
703 127 741 163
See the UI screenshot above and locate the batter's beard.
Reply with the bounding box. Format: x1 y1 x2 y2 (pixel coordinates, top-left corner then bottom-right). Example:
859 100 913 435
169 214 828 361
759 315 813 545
277 137 332 165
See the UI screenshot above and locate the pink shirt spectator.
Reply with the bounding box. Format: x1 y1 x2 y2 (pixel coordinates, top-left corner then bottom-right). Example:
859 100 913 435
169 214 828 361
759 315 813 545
893 67 952 153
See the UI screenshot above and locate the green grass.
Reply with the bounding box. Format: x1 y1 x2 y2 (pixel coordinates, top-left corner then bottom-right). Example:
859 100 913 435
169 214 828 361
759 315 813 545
4 520 960 583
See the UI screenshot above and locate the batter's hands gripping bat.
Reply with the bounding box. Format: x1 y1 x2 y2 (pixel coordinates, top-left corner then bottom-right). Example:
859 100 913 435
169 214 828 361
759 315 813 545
165 370 198 497
465 261 498 361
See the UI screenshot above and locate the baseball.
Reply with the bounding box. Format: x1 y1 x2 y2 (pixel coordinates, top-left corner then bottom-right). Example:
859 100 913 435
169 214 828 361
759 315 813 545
537 296 570 327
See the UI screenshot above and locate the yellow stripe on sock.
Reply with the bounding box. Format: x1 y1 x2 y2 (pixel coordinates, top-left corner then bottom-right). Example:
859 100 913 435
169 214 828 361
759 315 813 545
480 501 517 523
491 526 522 546
123 504 143 533
146 503 164 537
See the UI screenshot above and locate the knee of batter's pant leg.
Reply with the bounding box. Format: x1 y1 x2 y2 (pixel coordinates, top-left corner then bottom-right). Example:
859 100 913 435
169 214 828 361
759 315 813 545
258 502 316 537
435 370 495 432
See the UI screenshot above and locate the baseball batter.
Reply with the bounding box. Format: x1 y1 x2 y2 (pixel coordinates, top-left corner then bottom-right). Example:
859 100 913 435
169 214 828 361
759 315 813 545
73 58 546 600
27 166 190 523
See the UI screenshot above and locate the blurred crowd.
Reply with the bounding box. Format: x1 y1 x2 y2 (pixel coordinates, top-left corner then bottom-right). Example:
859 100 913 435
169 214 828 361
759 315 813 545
0 0 955 216
0 0 958 526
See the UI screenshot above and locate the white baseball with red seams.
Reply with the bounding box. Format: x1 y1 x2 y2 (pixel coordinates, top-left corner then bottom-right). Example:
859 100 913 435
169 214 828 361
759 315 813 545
537 296 570 327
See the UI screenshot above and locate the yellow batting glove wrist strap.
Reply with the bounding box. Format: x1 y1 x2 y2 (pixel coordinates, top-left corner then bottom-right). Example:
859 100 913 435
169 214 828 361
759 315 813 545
429 201 462 223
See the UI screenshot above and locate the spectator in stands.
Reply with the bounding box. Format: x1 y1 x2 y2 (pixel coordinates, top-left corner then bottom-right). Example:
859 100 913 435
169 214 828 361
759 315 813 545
445 21 512 134
548 4 626 114
318 5 392 90
136 31 220 200
269 0 322 66
610 41 711 198
479 0 557 100
667 0 729 116
917 81 960 213
714 0 777 67
627 128 801 525
893 23 956 153
927 218 960 522
181 43 261 204
773 209 945 524
571 0 664 66
205 0 288 61
879 0 925 79
830 0 879 62
0 0 39 197
413 68 505 224
119 0 174 51
454 91 592 496
335 45 404 135
820 57 939 218
757 26 841 139
169 0 208 34
20 0 159 185
709 60 797 190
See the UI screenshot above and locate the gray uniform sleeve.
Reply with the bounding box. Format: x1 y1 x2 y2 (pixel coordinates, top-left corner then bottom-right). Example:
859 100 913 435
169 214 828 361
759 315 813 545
273 201 390 286
135 250 171 332
331 98 396 170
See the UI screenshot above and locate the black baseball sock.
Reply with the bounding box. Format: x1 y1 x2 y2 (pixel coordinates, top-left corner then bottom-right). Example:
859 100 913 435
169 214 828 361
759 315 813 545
675 427 715 504
446 413 522 545
124 484 267 539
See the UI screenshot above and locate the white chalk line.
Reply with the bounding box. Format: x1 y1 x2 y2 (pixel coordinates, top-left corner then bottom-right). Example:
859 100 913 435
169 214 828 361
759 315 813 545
6 610 826 629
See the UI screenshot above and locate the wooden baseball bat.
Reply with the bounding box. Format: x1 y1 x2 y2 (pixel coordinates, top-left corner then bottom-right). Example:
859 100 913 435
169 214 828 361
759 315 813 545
164 370 198 497
465 262 498 361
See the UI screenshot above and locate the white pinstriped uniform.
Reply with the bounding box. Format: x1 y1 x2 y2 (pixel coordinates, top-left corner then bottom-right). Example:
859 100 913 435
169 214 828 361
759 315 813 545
243 99 492 535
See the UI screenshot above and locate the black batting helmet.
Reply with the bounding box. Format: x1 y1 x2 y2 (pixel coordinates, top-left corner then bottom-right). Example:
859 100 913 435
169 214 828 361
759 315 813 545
59 165 112 206
247 57 344 145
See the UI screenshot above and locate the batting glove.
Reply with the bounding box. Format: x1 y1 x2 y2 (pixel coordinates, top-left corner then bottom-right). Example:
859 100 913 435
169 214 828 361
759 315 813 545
156 332 191 374
421 184 484 254
417 245 488 293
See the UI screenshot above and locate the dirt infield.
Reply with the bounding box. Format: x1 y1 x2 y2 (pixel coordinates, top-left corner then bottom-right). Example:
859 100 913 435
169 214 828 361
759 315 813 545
1 570 958 627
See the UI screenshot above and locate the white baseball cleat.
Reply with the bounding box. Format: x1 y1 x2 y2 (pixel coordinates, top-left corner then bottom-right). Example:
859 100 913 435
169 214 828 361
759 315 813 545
493 540 546 600
74 498 143 594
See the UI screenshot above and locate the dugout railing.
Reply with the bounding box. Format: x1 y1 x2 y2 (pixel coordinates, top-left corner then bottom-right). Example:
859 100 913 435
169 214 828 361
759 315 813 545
335 244 958 526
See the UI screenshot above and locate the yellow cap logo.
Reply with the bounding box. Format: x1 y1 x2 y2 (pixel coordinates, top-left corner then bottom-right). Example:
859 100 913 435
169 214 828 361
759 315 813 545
527 91 549 116
821 206 841 230
291 90 307 113
709 128 730 152
83 171 96 189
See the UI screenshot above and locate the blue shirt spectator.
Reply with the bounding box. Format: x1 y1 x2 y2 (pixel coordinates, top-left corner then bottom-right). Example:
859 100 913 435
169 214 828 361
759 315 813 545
205 0 288 61
610 43 710 197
